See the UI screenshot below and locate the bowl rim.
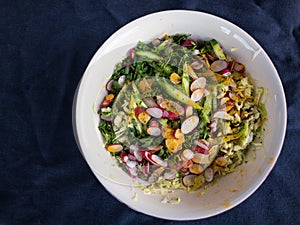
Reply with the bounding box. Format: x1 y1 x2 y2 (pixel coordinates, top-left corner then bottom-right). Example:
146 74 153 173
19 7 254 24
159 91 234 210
72 9 287 220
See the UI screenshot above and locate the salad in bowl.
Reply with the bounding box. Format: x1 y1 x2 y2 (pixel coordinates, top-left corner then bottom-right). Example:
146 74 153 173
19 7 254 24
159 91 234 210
98 34 267 192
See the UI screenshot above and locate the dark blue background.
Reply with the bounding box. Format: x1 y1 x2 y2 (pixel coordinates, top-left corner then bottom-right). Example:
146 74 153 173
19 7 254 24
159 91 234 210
1 0 299 224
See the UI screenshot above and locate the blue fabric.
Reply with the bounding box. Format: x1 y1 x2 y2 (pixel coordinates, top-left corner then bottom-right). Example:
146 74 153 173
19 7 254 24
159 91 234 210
1 0 299 224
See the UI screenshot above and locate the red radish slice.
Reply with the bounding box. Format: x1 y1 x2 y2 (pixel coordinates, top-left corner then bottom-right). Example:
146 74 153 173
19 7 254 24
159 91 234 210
194 139 209 151
126 160 138 169
180 167 190 175
182 174 197 187
141 151 167 167
164 169 177 180
127 166 138 178
191 89 204 102
147 145 163 153
129 48 135 59
101 99 113 108
220 69 231 76
118 75 126 86
204 167 214 182
169 101 185 116
227 61 234 71
142 161 150 176
120 152 128 163
106 80 114 91
185 105 193 118
210 120 217 133
190 77 206 92
194 145 209 155
213 111 234 120
106 144 123 153
149 120 160 128
204 88 210 96
234 62 245 73
156 95 164 105
142 97 158 108
210 60 228 72
127 153 137 161
133 150 143 162
174 129 184 139
162 110 179 120
181 149 194 160
146 126 161 136
151 38 161 46
100 114 112 122
181 40 194 47
181 115 199 134
146 107 163 118
190 60 203 70
129 145 139 153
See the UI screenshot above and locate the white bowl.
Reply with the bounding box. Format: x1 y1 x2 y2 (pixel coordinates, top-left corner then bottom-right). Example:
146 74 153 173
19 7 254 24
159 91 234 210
73 10 287 220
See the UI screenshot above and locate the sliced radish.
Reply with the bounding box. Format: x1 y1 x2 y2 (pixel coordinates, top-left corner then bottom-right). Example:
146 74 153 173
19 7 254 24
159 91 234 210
181 40 194 47
149 120 160 128
151 38 161 46
191 89 204 102
182 159 193 168
194 145 209 155
181 149 194 160
142 97 158 108
133 150 143 162
146 145 163 153
182 174 197 187
210 60 228 72
185 105 193 118
190 77 206 92
127 166 138 178
120 152 128 163
210 120 217 133
164 169 177 180
100 114 112 122
181 115 199 134
141 151 168 167
169 101 185 116
126 160 138 169
105 80 114 91
118 75 126 86
162 110 179 120
180 167 190 175
146 126 161 136
127 153 137 161
194 139 209 151
129 48 135 59
106 144 123 153
204 88 210 96
213 111 234 120
220 69 231 76
156 95 164 105
129 144 139 153
190 60 204 70
101 99 113 108
174 129 184 139
142 161 150 176
234 61 245 73
204 167 214 182
146 107 163 118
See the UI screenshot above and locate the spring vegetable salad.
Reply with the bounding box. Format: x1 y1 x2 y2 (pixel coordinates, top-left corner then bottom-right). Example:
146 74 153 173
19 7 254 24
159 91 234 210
98 34 267 193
